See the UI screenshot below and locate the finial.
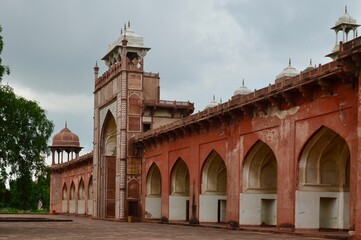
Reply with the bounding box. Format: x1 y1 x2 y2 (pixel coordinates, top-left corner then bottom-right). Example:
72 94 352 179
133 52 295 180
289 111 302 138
124 23 126 31
128 21 131 28
309 58 312 66
95 61 98 67
65 121 67 128
121 28 123 35
242 78 245 86
212 94 215 101
345 5 347 14
220 98 222 104
289 58 291 66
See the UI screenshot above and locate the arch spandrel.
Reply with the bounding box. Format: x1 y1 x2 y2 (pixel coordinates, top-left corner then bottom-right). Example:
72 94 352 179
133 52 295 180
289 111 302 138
298 126 350 191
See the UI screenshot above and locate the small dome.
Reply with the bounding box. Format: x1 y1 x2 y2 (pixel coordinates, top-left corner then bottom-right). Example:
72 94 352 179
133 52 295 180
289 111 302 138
234 79 252 96
205 95 219 109
275 59 299 80
335 9 357 26
303 59 315 72
52 123 80 147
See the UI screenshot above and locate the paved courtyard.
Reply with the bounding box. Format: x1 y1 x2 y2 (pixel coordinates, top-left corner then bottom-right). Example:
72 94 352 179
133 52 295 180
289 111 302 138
0 214 348 240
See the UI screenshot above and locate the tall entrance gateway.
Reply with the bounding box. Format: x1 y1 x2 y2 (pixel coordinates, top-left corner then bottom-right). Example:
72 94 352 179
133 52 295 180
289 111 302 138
92 23 194 220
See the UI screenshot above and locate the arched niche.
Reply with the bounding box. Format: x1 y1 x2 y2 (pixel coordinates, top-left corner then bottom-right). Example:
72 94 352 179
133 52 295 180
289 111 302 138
298 126 350 191
170 159 190 196
201 150 227 195
129 93 141 115
101 111 116 157
70 182 76 200
62 184 68 200
88 176 93 200
147 164 162 197
78 179 85 200
243 141 277 193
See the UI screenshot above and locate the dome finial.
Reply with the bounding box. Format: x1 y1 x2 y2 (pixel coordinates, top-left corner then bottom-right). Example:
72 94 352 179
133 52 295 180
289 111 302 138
289 58 291 66
242 78 245 87
121 28 123 35
128 21 131 28
65 121 67 128
212 94 215 101
310 58 312 65
345 5 347 14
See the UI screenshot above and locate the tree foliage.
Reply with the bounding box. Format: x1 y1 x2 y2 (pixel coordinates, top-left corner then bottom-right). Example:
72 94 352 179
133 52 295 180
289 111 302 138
0 84 54 179
0 24 54 203
0 25 10 81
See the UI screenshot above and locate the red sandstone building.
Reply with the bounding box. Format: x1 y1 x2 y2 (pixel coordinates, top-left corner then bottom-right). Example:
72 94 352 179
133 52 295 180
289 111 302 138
50 10 361 238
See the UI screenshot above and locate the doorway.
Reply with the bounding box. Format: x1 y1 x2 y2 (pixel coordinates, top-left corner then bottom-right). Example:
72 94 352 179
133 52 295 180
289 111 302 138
217 200 226 222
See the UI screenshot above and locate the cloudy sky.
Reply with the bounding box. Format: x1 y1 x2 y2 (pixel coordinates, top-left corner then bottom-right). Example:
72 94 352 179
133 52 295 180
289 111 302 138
1 0 360 164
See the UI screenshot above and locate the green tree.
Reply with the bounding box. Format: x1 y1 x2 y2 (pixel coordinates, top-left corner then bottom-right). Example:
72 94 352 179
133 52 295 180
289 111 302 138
31 167 50 210
0 24 54 209
0 25 10 81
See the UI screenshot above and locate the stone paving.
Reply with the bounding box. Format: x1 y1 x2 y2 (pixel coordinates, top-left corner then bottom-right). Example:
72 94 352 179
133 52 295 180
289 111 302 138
0 214 348 240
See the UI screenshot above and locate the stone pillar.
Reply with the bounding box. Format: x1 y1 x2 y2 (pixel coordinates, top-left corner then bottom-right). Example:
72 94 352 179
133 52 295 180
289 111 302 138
161 149 169 221
276 119 295 230
226 124 240 226
353 60 361 239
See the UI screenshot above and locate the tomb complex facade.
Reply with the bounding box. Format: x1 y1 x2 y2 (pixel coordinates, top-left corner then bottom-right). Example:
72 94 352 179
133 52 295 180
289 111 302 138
50 9 361 238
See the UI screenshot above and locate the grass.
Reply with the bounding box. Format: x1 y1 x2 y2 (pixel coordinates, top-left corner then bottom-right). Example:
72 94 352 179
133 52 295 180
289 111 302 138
0 208 49 214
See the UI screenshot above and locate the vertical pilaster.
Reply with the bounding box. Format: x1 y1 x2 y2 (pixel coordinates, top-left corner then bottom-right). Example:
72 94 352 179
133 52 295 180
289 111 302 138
276 119 295 230
353 65 361 238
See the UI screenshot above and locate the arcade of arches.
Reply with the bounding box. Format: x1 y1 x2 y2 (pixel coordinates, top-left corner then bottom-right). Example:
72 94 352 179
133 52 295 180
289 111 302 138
49 10 361 238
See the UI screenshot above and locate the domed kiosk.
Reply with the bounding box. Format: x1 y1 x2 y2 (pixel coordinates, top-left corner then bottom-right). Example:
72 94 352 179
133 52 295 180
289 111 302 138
234 79 252 96
50 122 83 164
327 6 360 60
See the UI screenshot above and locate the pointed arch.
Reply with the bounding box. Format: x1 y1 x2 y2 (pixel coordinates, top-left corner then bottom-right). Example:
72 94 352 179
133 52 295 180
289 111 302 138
101 111 117 157
61 183 68 213
70 181 76 200
100 110 117 218
128 178 140 199
78 178 85 200
147 163 162 196
240 141 277 225
87 176 94 216
296 126 350 229
243 141 277 192
62 183 68 200
88 176 93 200
298 126 350 190
170 158 190 196
69 181 76 214
201 150 227 194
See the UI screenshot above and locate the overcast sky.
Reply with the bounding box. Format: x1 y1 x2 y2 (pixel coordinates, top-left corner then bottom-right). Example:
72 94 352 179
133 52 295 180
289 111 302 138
1 0 361 164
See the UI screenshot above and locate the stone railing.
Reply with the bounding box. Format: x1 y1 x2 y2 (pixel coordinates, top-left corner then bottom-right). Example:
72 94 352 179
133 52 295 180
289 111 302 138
135 59 342 141
143 99 194 109
341 36 361 53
